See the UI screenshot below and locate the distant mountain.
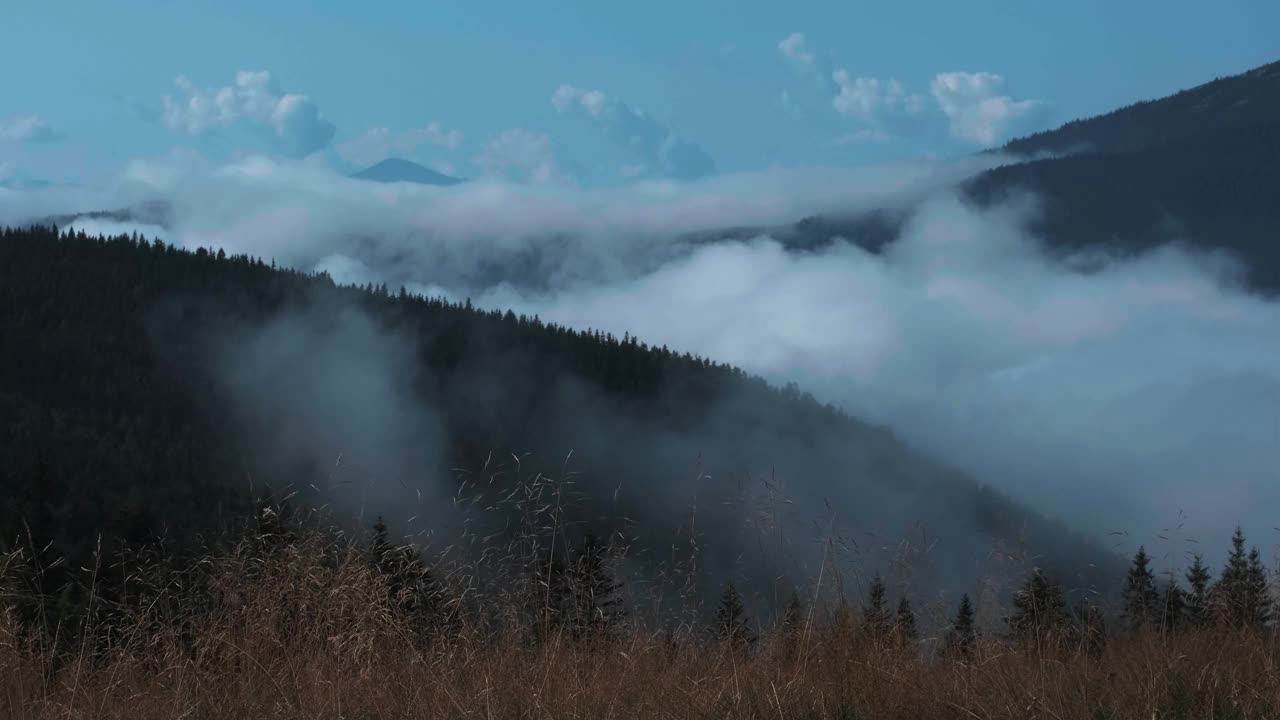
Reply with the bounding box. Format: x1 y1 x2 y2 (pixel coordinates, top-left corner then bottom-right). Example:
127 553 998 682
760 59 1280 293
350 158 463 186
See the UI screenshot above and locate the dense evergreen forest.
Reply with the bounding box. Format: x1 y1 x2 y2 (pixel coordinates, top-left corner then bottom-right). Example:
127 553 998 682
0 225 1118 626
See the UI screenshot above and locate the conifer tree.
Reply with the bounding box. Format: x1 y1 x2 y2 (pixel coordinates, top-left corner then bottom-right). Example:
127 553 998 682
861 574 892 639
715 582 753 649
945 594 977 659
1185 553 1213 626
1122 546 1160 630
1160 577 1186 633
1245 545 1272 629
1008 569 1066 641
895 596 917 643
1211 527 1268 629
567 533 624 640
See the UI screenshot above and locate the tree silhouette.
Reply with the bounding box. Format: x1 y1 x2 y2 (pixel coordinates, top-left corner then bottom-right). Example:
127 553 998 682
715 582 753 649
861 574 892 639
1008 570 1066 642
895 596 917 643
1122 546 1160 630
1184 553 1213 627
567 533 624 640
1211 527 1270 629
945 594 977 659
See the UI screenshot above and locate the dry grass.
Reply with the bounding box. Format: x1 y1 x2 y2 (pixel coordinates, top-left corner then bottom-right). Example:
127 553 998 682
2 522 1280 720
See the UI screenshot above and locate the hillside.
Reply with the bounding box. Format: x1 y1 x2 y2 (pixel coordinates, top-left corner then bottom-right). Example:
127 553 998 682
764 60 1280 293
1003 60 1280 156
0 225 1117 620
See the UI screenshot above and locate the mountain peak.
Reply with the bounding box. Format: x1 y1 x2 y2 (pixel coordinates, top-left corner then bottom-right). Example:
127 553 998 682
350 158 463 186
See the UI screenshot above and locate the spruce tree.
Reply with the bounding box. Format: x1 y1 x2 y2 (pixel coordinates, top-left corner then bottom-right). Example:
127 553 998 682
1185 553 1212 627
1122 546 1160 630
1245 545 1272 629
715 582 753 648
945 594 977 659
567 533 624 640
1212 527 1259 628
895 596 917 643
1008 569 1066 641
862 574 892 639
1160 577 1186 633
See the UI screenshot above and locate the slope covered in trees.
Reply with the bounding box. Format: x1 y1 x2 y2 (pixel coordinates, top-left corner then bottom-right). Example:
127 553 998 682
0 225 1117 619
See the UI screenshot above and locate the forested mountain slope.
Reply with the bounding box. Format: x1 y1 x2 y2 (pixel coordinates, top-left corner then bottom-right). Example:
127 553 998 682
764 60 1280 293
0 225 1117 611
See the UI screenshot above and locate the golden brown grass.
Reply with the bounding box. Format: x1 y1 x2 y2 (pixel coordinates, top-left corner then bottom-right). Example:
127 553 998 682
3 525 1280 720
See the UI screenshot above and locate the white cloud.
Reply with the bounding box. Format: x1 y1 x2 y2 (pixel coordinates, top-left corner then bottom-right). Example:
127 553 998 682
476 128 566 185
778 32 816 67
0 114 64 143
161 71 335 156
335 123 464 167
832 72 927 123
930 71 1039 146
552 84 715 180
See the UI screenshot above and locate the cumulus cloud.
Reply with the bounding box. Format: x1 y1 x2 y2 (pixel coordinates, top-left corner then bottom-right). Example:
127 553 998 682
552 84 716 180
778 32 817 67
475 128 566 185
832 73 927 123
161 71 336 156
336 122 464 167
931 72 1040 146
0 114 64 143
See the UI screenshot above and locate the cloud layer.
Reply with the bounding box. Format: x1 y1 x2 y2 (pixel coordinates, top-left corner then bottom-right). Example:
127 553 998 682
161 71 336 156
9 151 1276 564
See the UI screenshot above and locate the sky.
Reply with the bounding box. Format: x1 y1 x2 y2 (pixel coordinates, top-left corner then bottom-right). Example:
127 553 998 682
2 0 1278 185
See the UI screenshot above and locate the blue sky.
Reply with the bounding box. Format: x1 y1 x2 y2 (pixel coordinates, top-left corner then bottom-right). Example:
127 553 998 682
2 0 1277 185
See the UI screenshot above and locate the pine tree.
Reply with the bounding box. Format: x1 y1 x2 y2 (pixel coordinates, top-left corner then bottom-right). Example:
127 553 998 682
1122 546 1160 630
1212 527 1265 629
715 582 753 649
1008 569 1066 642
944 594 977 659
861 574 892 639
567 533 624 640
895 596 917 643
1245 545 1272 629
1160 577 1186 633
1185 553 1213 627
